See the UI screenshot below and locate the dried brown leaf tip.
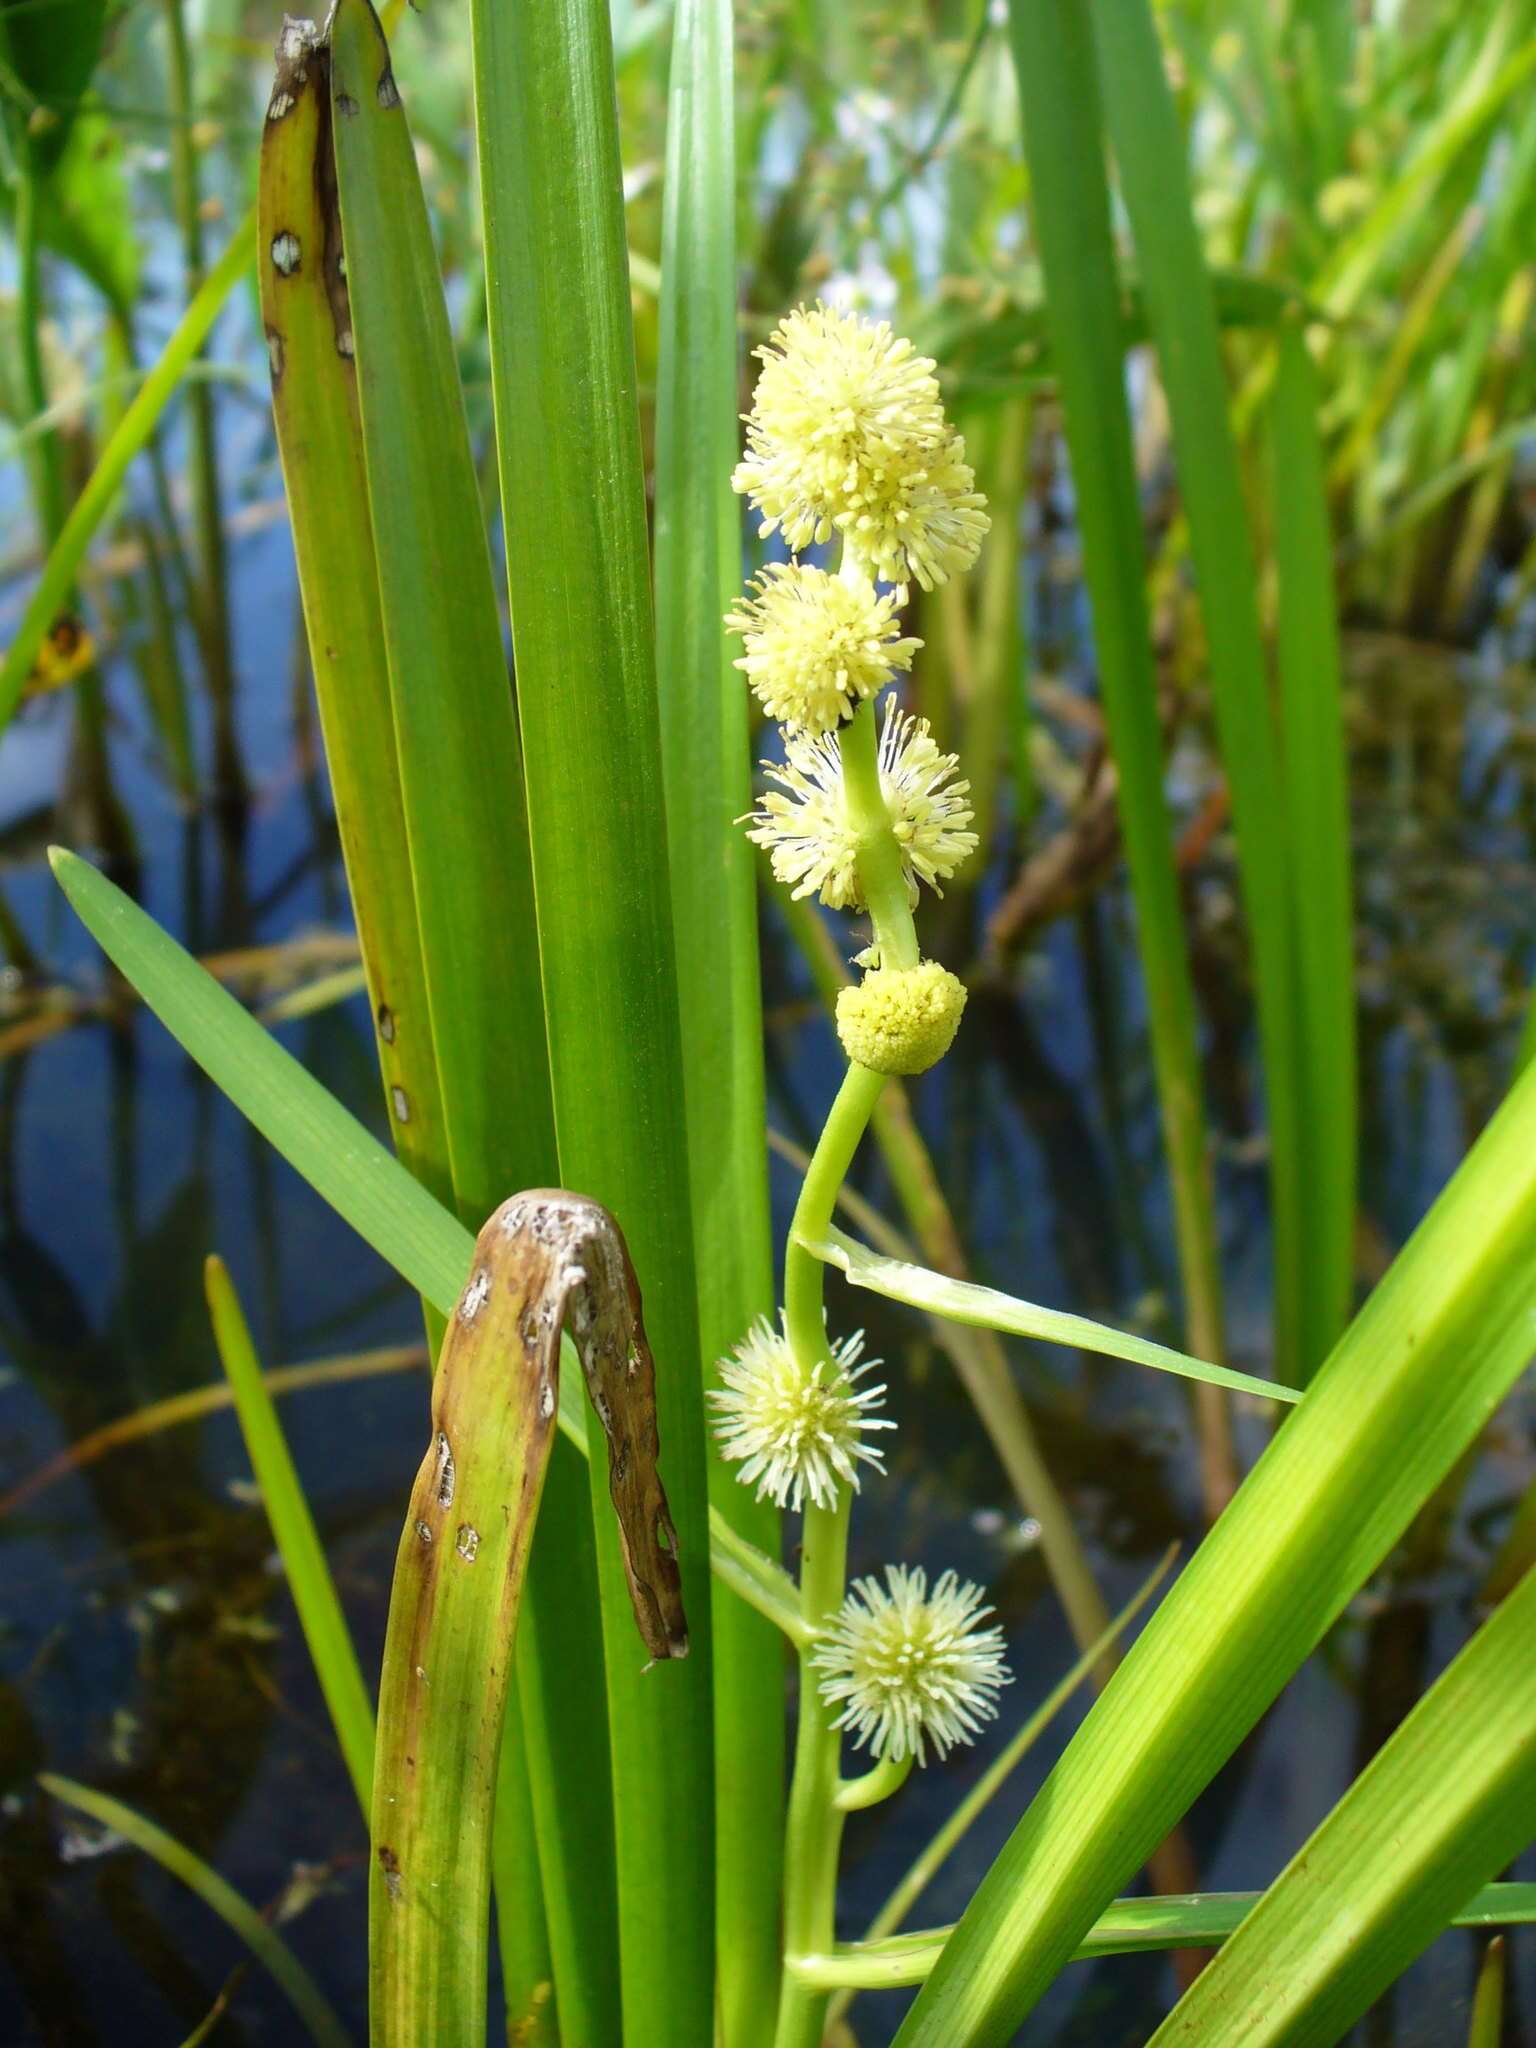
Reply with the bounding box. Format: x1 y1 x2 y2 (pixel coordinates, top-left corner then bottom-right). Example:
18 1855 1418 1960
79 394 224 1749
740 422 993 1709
487 1190 689 1663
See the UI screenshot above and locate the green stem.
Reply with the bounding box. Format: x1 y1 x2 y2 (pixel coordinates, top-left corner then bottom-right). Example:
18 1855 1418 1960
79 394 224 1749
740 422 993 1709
784 1063 887 1374
774 1491 853 2048
15 168 65 547
840 694 920 971
162 0 242 802
775 655 938 2045
709 1509 814 1645
774 1061 884 2048
837 1749 913 1811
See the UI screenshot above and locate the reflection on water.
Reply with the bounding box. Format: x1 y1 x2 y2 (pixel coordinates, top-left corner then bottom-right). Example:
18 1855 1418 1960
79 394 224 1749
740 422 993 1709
0 496 1533 2042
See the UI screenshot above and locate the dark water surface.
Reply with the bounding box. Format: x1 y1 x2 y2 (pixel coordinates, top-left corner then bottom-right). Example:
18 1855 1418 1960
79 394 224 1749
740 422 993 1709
1 484 1534 2043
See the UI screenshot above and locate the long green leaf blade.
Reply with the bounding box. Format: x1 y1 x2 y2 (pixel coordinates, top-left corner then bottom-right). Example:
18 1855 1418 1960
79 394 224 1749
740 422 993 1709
320 11 617 2029
1147 1565 1536 2045
256 27 450 1208
0 212 253 728
654 1 781 2036
205 1256 375 1813
1089 0 1306 1381
51 848 476 1314
1003 0 1226 1413
803 1883 1536 1988
325 0 555 1220
1267 321 1356 1352
894 1054 1536 2044
38 1775 351 2048
801 1228 1297 1404
49 848 804 1652
470 0 717 2035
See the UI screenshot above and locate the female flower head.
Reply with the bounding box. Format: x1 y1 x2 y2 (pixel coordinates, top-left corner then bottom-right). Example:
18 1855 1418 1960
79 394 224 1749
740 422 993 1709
732 303 990 595
746 698 978 910
814 1565 1011 1764
725 562 920 734
709 1313 893 1512
836 958 967 1075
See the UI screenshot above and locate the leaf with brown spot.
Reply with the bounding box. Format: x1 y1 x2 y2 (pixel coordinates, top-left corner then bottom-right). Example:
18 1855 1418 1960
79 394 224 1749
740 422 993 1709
369 1191 687 2047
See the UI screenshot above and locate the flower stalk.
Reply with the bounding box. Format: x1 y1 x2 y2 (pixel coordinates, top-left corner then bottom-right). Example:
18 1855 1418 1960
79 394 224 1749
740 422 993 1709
715 300 1006 2045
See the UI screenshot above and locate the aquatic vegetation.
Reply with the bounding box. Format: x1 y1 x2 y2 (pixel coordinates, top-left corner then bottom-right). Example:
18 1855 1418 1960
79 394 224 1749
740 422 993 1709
5 0 1536 2042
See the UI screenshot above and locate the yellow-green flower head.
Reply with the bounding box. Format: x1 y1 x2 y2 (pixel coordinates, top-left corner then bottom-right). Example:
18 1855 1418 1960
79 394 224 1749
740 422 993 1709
745 699 979 909
836 958 966 1075
709 1313 894 1512
724 562 921 735
814 1565 1011 1764
732 303 990 595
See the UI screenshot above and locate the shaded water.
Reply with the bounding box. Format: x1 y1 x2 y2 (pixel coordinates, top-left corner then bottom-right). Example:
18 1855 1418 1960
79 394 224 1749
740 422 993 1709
1 444 1535 2044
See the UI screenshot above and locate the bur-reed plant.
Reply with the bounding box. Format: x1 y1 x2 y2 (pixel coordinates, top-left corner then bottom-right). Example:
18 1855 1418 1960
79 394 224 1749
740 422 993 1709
35 0 1536 2043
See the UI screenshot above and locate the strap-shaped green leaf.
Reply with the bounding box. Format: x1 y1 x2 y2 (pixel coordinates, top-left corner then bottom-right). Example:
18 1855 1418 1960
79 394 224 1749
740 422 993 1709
469 0 718 2035
794 1881 1536 1989
654 0 783 2033
1146 1564 1536 2044
1267 319 1356 1363
48 848 801 1639
1089 0 1305 1381
206 1256 375 1813
893 1046 1536 2044
801 1228 1297 1405
1003 0 1226 1430
39 1774 351 2048
257 18 449 1210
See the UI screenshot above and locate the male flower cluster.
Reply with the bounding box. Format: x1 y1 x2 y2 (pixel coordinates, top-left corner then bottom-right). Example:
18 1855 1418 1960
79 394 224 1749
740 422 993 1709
745 699 978 913
712 305 1009 1768
732 303 990 597
726 563 919 734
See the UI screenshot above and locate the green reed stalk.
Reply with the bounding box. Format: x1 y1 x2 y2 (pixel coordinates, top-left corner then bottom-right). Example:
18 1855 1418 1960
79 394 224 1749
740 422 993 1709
654 2 783 2033
1006 0 1232 1500
1147 1562 1536 2045
40 1775 350 2048
1267 321 1356 1354
0 211 253 730
161 0 239 799
205 1256 375 1811
469 0 718 2034
264 8 611 2029
1090 0 1307 1384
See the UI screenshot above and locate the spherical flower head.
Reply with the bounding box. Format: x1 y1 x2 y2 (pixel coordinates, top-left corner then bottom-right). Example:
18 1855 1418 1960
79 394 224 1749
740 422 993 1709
708 1313 894 1512
814 1565 1011 1764
745 698 979 910
731 303 990 595
724 562 920 735
836 958 966 1075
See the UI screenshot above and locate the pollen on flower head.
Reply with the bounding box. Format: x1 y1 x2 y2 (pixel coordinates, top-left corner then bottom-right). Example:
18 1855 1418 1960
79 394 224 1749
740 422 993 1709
836 959 966 1075
708 1312 894 1512
745 697 979 910
814 1564 1011 1765
732 303 990 595
725 562 921 734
